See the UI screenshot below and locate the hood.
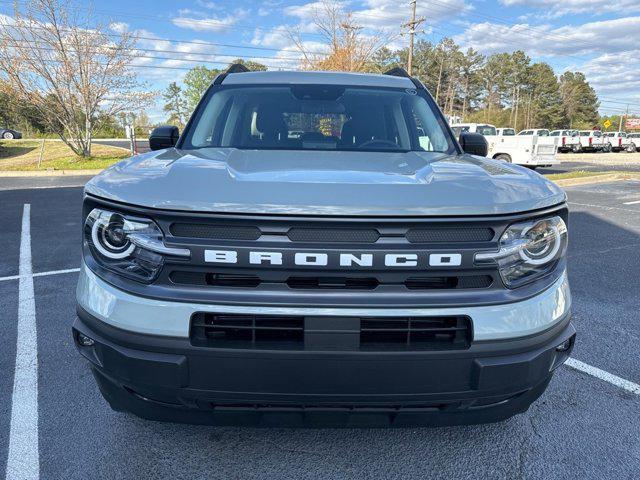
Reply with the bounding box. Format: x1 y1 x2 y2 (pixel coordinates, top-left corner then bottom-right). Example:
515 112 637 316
85 148 566 216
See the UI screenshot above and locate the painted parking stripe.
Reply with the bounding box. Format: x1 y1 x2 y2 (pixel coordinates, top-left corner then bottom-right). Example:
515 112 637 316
0 267 80 283
566 358 640 396
622 200 640 205
5 205 39 480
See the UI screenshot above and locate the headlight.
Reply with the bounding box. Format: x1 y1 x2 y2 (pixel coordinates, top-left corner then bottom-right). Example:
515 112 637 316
475 216 567 288
84 208 189 282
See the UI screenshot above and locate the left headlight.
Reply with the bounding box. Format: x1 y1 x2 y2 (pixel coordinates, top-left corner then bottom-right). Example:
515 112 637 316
475 216 567 288
84 208 190 282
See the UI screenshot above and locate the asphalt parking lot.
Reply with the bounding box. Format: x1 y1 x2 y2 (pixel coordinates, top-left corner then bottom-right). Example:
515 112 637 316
1 177 639 480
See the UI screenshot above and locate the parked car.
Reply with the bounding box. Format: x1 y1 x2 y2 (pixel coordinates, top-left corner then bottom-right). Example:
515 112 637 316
627 133 640 151
578 130 607 152
550 130 580 153
496 128 516 136
518 129 550 137
452 122 559 168
74 66 574 427
603 132 635 152
0 128 22 140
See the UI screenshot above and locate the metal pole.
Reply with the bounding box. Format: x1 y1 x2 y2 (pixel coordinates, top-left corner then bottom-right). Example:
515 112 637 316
619 105 628 132
407 0 417 76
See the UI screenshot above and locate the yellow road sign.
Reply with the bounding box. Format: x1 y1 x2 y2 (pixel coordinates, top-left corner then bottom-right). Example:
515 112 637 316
603 119 612 129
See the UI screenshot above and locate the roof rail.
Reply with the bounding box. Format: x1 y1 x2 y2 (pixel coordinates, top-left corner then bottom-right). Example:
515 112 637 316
383 67 410 78
213 63 251 85
226 63 250 74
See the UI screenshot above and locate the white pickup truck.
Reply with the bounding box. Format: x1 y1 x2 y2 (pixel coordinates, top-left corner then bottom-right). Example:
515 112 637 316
603 132 635 152
550 130 580 153
451 123 559 168
578 130 608 152
627 133 640 151
518 129 550 137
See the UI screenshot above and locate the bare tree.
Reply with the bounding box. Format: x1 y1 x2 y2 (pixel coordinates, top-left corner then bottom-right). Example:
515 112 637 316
289 0 391 72
0 0 154 156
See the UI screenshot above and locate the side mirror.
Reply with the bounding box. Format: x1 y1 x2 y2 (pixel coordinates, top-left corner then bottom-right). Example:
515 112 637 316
459 132 488 157
149 125 180 151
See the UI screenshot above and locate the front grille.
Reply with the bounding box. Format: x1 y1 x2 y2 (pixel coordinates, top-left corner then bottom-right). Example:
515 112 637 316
190 313 471 351
360 317 471 350
170 223 261 240
287 228 380 243
171 270 493 291
406 227 493 243
191 314 305 348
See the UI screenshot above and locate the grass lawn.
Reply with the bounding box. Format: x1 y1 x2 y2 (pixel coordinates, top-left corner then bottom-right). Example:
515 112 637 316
0 139 129 171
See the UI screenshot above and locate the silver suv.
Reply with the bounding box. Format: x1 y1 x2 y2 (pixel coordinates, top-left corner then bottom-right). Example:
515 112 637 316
74 65 574 427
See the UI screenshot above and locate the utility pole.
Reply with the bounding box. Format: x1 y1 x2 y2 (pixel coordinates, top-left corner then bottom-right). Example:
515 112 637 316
404 0 425 75
619 104 629 132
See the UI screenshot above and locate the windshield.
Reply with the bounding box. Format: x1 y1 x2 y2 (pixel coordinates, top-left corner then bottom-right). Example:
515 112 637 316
182 84 457 154
501 128 515 135
476 125 497 136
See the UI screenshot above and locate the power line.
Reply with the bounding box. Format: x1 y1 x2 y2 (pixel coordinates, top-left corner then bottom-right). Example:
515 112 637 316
5 37 308 64
403 0 425 75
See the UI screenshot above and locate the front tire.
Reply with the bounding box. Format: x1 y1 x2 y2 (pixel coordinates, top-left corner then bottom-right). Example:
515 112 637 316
572 144 581 153
602 143 612 153
627 143 636 153
2 131 14 140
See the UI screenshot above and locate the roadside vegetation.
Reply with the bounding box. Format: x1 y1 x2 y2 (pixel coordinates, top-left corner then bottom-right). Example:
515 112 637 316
0 140 128 171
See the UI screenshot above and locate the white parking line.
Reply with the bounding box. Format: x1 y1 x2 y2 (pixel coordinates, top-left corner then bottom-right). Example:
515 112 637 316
6 204 40 480
0 267 80 283
566 358 640 396
622 200 640 205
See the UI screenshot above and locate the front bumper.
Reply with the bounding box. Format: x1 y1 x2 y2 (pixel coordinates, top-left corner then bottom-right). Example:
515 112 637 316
74 304 575 427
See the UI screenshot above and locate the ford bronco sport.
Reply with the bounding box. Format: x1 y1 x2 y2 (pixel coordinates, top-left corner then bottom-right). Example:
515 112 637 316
74 66 574 427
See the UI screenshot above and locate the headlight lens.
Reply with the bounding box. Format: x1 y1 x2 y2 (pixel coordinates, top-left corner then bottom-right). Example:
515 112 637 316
475 216 567 288
84 208 189 282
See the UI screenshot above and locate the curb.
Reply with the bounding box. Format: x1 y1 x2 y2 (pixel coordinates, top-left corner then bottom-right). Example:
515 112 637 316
552 173 638 187
0 169 102 178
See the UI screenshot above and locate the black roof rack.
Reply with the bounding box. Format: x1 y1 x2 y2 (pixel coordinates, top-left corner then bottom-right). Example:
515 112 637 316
226 63 250 74
213 63 251 85
383 67 410 78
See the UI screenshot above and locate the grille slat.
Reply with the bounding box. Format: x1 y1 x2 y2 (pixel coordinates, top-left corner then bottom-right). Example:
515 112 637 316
191 313 471 351
171 271 493 291
406 227 494 243
287 228 380 243
170 223 261 240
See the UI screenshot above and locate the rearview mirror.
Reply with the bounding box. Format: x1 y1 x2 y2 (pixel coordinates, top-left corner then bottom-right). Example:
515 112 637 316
149 125 180 151
459 132 488 157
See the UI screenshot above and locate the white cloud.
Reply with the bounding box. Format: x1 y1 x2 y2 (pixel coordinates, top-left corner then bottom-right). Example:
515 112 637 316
500 0 640 17
0 13 16 26
454 16 640 57
109 22 129 34
172 14 238 32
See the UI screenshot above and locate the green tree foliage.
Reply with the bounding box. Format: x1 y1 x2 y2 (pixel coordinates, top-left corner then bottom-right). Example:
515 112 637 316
162 82 188 128
364 40 601 130
229 58 268 72
183 66 220 112
559 72 600 129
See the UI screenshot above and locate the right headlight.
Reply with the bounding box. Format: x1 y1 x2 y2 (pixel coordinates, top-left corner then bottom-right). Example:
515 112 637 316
84 208 190 283
475 216 567 288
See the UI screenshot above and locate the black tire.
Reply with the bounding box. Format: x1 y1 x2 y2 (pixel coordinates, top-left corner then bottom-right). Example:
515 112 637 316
2 131 14 140
627 143 636 153
602 143 612 153
495 154 512 163
572 144 581 153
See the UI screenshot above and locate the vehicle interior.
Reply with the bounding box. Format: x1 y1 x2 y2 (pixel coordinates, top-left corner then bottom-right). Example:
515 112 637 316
186 85 455 153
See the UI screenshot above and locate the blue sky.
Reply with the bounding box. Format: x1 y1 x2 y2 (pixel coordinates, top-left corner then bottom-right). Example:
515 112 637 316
1 0 639 121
